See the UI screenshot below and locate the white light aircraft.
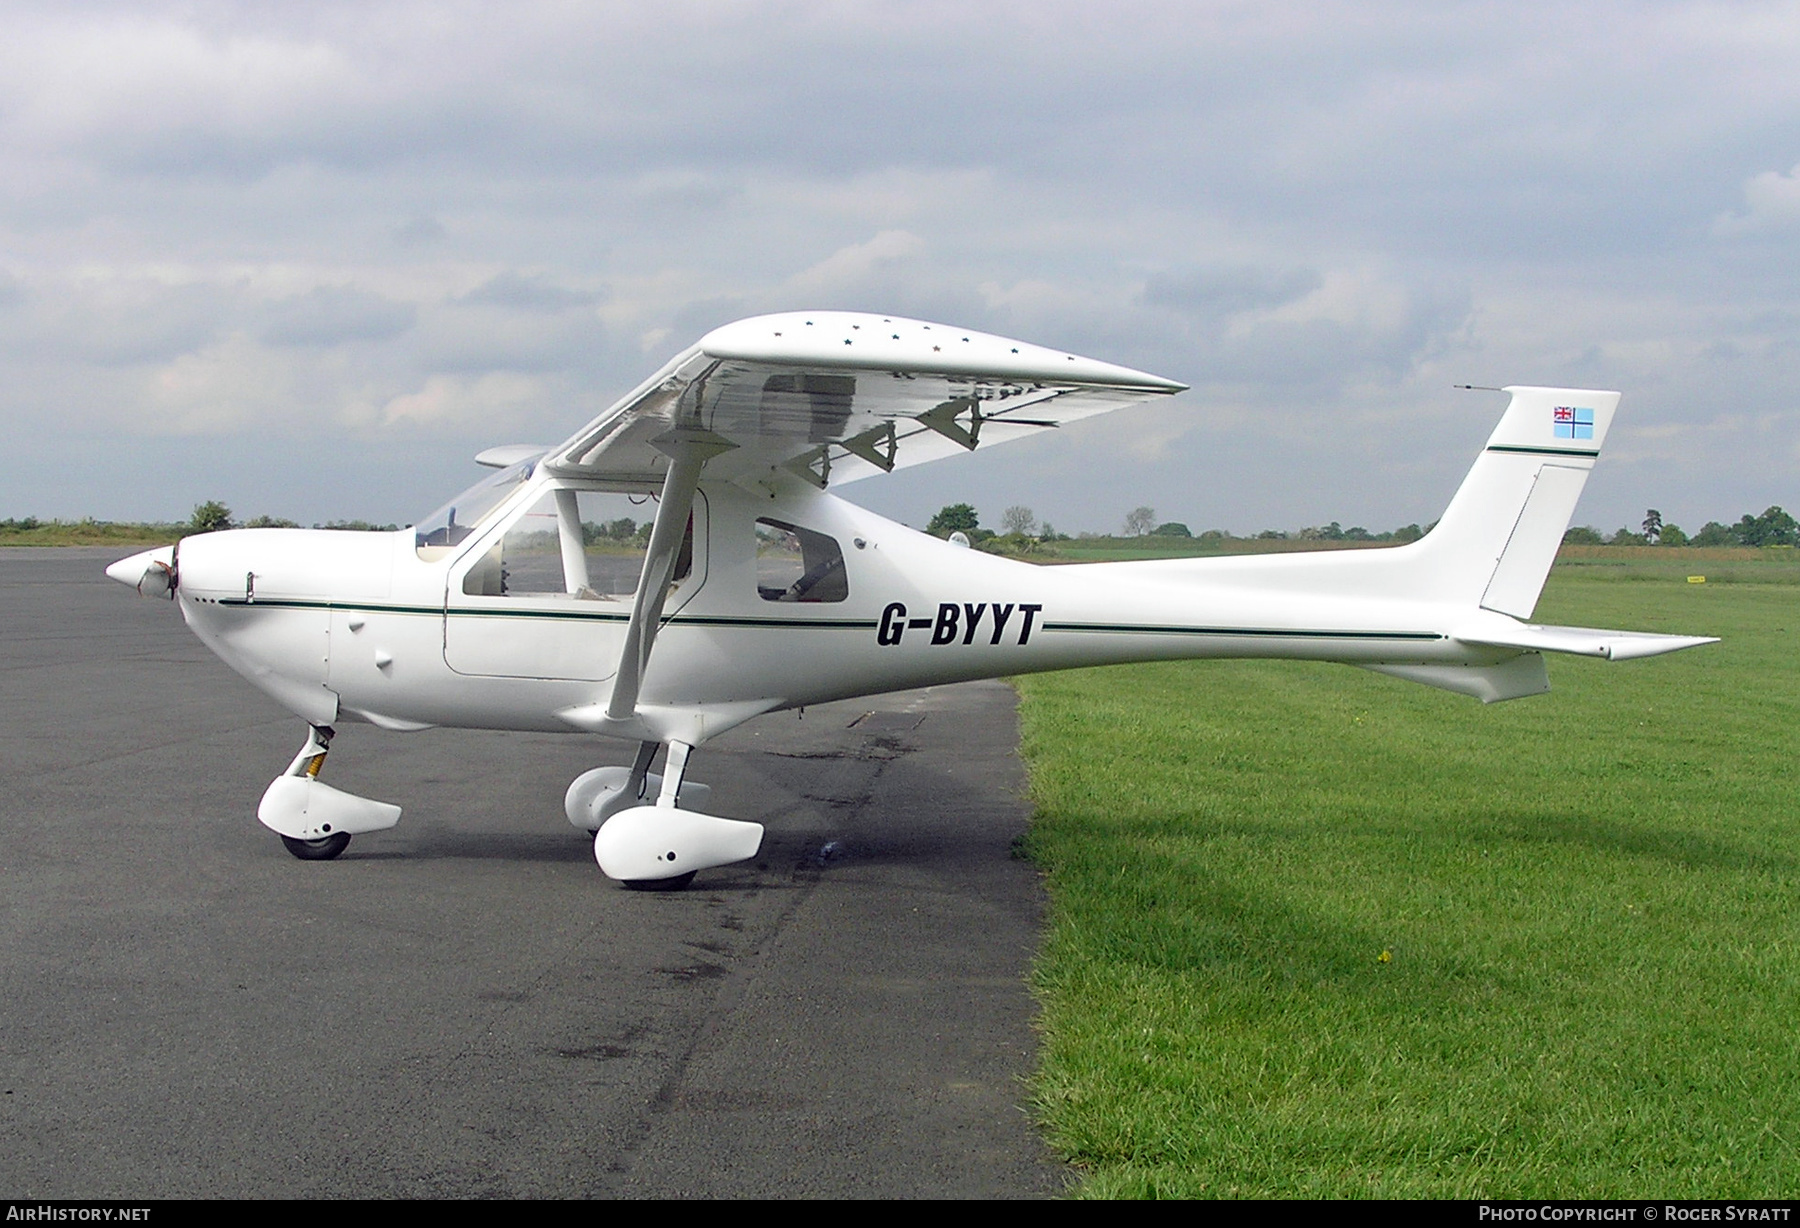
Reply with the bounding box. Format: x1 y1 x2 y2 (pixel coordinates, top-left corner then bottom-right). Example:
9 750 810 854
107 311 1715 889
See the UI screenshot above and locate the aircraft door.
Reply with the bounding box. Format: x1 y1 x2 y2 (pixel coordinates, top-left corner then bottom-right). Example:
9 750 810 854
443 487 707 681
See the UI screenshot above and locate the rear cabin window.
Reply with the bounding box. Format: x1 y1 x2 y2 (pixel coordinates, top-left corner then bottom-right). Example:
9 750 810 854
755 519 848 603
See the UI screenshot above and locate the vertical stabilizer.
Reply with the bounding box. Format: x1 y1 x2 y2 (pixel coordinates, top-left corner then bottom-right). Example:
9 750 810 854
1408 386 1618 618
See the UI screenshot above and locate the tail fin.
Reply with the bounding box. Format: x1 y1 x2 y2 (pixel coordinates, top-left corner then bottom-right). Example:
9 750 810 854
1407 386 1618 618
1117 382 1714 700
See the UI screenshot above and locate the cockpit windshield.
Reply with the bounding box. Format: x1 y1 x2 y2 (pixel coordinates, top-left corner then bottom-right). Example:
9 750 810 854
414 459 534 559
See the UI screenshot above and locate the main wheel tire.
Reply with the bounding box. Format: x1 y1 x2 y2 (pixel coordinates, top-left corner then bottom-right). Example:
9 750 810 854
280 832 352 861
623 871 697 892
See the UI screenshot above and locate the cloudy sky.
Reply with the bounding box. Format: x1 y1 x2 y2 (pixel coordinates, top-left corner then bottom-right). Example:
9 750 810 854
5 0 1799 537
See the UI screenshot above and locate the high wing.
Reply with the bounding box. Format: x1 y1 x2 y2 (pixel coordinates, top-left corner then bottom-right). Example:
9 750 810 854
541 311 1187 487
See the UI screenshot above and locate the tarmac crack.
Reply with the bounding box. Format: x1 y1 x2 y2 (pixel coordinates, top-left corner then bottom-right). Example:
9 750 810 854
600 735 908 1192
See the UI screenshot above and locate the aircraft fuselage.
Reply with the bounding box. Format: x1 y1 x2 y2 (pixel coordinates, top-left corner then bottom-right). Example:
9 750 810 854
169 478 1486 745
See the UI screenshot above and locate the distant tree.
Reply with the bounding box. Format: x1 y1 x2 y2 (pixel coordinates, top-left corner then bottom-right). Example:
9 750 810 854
189 501 233 534
1000 505 1038 536
1197 529 1228 544
1152 522 1192 537
1692 521 1736 547
242 514 301 529
1343 526 1374 541
1123 506 1156 536
1391 523 1424 543
1562 526 1605 545
927 503 980 537
1642 509 1663 542
1738 506 1799 547
1256 529 1287 540
1038 521 1066 542
1658 523 1689 546
1609 527 1648 546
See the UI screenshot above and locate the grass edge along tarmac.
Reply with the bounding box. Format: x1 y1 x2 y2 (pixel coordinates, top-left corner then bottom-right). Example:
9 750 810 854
1014 574 1800 1198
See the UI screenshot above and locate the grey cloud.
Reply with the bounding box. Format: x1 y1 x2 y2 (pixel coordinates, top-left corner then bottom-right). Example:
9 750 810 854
0 1 1796 534
413 303 609 375
258 286 417 347
460 271 603 312
393 214 446 245
666 296 753 344
1140 266 1324 318
1206 309 1459 391
6 279 230 367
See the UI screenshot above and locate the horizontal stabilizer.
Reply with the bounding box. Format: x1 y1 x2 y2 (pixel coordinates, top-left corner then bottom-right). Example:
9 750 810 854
1456 622 1718 661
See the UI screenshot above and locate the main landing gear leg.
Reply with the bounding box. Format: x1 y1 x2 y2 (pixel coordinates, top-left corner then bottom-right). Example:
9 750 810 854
625 740 659 809
656 740 692 807
563 740 697 833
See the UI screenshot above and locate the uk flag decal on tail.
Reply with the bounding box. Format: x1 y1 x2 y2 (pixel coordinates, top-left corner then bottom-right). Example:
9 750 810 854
1553 406 1595 440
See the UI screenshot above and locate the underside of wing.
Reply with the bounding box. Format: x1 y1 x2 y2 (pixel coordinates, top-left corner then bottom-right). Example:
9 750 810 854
541 311 1187 487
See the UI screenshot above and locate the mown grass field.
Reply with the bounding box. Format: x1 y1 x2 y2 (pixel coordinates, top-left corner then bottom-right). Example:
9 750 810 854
1014 566 1800 1198
0 521 186 547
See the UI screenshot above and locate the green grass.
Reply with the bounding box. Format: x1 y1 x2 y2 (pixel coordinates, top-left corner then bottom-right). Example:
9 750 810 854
1015 572 1800 1197
0 520 187 547
1553 545 1800 586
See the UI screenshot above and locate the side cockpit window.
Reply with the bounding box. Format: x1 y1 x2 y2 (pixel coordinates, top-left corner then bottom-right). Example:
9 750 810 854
461 489 692 599
756 518 847 603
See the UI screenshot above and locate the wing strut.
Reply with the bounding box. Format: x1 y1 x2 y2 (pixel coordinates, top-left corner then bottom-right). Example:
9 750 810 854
606 429 734 722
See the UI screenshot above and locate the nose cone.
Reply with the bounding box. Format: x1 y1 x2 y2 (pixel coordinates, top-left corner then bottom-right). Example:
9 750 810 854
106 545 177 597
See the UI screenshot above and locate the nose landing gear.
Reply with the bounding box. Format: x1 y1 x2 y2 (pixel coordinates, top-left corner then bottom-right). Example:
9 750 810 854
258 725 403 861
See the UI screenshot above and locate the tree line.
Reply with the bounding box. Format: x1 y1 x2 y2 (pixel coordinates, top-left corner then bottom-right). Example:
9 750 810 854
922 502 1799 549
1563 506 1798 548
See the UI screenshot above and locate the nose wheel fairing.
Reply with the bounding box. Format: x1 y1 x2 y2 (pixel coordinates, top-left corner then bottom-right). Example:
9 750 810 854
257 725 402 855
